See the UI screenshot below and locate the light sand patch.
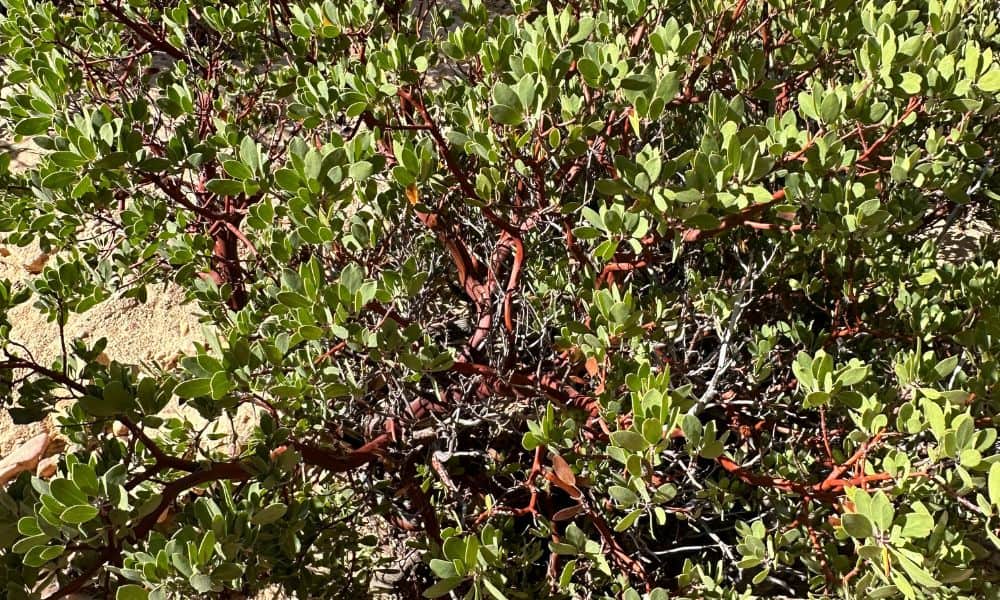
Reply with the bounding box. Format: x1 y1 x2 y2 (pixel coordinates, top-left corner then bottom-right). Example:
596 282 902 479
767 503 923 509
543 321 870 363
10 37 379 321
0 235 205 454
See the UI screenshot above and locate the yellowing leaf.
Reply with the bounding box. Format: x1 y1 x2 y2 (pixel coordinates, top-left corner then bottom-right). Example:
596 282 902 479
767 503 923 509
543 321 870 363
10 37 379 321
978 69 1000 92
989 461 1000 506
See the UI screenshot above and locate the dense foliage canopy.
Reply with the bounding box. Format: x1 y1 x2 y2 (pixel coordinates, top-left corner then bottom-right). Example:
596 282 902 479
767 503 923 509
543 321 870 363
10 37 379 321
1 0 1000 598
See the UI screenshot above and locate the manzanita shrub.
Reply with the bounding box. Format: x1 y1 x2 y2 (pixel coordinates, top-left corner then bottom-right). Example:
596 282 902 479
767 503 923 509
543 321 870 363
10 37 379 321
0 0 999 598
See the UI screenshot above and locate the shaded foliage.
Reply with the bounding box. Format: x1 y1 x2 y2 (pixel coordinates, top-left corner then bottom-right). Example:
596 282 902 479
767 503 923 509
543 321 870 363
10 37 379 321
1 0 1000 598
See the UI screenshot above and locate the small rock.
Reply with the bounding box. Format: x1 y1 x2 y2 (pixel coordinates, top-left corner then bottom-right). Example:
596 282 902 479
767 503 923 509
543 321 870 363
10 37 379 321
156 507 175 529
162 352 181 370
95 351 111 366
22 252 50 274
41 434 67 458
0 433 50 486
40 581 96 600
36 455 59 479
0 247 10 257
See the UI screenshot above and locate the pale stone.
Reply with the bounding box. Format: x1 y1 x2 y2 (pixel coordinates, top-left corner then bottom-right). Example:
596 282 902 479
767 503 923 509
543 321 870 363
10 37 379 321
0 433 49 486
22 252 50 274
35 455 59 479
112 421 129 437
39 580 96 599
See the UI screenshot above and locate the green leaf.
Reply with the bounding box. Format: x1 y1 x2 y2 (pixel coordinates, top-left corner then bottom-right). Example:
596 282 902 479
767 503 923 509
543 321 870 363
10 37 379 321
813 351 834 384
820 94 841 123
23 545 56 567
871 491 894 530
429 558 458 578
959 448 981 467
50 151 88 168
17 517 42 536
608 486 638 506
792 351 814 390
559 559 577 588
205 179 245 196
797 91 818 120
251 502 287 525
561 539 594 558
103 380 131 410
14 117 50 136
576 58 601 82
39 544 65 562
79 395 119 417
222 160 254 180
681 414 702 445
842 513 874 538
42 171 76 189
72 463 100 496
900 513 934 538
138 156 172 172
239 136 260 172
837 366 868 387
274 168 300 191
443 536 465 561
72 175 96 198
700 440 725 459
685 213 721 230
581 206 604 229
610 430 649 452
889 572 912 598
277 291 311 308
891 548 940 587
50 479 88 506
493 83 520 109
94 152 129 169
614 508 643 532
933 355 959 381
656 71 679 102
198 530 216 565
642 417 663 444
804 391 831 408
212 563 243 580
464 535 479 570
923 399 946 439
423 577 465 598
621 74 653 92
490 104 523 126
989 462 1000 506
857 198 880 218
482 577 510 600
209 372 233 401
189 573 213 593
569 17 595 43
899 72 922 94
349 160 373 181
515 74 537 111
59 504 99 524
117 585 149 600
174 378 212 398
12 534 48 554
977 69 1000 92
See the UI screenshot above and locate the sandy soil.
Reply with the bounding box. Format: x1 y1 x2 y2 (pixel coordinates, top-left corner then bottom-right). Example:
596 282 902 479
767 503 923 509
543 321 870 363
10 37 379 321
0 238 205 454
0 138 214 458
